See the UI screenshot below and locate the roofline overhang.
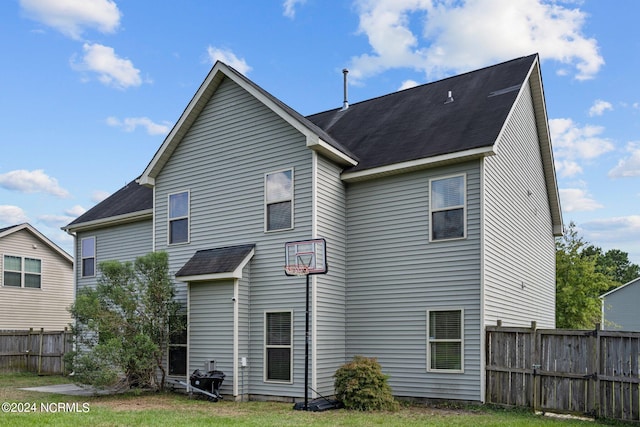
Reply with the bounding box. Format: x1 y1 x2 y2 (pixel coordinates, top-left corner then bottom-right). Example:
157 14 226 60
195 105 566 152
341 145 496 182
600 277 640 299
139 62 357 187
307 134 358 166
2 223 73 263
176 247 255 282
62 209 153 234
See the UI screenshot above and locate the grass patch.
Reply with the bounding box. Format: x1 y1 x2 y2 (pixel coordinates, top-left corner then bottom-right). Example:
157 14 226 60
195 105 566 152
0 372 608 426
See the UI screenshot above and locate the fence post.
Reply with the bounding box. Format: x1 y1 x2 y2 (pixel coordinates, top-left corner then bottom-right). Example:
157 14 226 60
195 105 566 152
592 323 601 418
38 328 44 375
531 321 539 413
60 327 67 375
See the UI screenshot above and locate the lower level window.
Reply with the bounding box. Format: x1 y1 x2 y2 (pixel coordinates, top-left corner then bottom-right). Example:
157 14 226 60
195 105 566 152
265 311 292 382
168 314 187 376
427 309 463 372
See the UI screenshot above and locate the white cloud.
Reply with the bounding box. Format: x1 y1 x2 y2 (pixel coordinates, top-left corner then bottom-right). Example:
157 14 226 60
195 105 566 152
107 116 171 135
72 43 143 89
555 159 583 178
581 216 640 263
38 214 75 227
66 205 87 216
399 79 419 91
588 99 613 117
549 118 614 161
609 142 640 178
206 47 252 75
283 0 306 19
349 0 603 83
559 188 603 212
0 206 29 225
0 169 70 198
20 0 121 40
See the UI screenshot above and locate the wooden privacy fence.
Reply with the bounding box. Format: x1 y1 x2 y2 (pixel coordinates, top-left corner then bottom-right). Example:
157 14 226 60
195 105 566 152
0 328 72 375
486 321 640 422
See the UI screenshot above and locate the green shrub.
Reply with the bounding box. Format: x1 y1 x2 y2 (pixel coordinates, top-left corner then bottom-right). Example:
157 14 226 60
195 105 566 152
334 355 398 411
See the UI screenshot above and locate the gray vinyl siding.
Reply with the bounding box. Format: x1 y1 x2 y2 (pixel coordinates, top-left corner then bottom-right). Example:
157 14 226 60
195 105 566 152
483 82 556 328
75 220 153 291
189 280 234 395
0 229 73 330
602 279 640 331
314 154 347 396
237 265 251 397
346 162 482 401
153 76 313 398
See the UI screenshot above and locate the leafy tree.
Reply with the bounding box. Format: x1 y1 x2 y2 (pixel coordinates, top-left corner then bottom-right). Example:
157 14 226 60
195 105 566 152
68 251 183 391
582 245 640 289
556 223 615 329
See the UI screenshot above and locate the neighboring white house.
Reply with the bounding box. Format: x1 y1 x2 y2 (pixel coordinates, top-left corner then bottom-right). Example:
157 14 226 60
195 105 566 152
0 223 74 330
64 54 562 403
601 277 640 331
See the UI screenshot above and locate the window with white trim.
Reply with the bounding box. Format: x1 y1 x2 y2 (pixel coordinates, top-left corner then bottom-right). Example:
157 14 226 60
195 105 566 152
169 191 189 244
265 169 293 231
81 236 95 277
168 314 187 376
264 311 292 382
3 255 42 288
430 174 466 241
427 309 463 372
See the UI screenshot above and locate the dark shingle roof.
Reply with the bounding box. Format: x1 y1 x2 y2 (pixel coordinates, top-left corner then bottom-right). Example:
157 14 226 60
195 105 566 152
307 54 537 173
66 179 152 227
65 55 537 228
175 244 256 278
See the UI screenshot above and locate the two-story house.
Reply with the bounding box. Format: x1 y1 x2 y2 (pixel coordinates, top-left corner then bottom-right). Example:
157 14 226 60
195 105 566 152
63 53 562 403
1 223 74 330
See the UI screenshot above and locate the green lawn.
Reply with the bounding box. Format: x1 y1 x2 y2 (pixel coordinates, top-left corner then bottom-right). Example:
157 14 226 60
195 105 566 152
0 372 609 426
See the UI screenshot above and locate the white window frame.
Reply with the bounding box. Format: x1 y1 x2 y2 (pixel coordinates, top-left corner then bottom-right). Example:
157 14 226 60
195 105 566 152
263 310 293 384
264 168 294 232
426 308 464 373
429 173 467 242
168 190 190 245
80 236 96 278
2 254 42 289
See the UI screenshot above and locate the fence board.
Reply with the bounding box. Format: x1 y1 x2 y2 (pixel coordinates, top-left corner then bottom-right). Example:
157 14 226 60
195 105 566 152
486 322 640 423
0 329 72 375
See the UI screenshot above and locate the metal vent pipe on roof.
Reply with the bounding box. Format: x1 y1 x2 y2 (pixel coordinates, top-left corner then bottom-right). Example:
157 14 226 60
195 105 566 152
341 69 349 110
445 90 454 104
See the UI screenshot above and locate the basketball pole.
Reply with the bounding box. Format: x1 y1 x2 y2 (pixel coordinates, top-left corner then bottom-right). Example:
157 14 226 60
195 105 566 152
304 272 310 411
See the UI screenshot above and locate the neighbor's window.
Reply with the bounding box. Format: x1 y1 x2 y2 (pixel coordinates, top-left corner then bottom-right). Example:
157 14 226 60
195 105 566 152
168 314 187 376
430 174 466 241
427 309 463 372
265 169 293 231
81 236 96 277
169 191 189 244
265 311 292 382
2 255 41 289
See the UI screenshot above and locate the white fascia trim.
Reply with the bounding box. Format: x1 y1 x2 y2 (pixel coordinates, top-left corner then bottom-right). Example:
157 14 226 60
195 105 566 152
341 146 496 182
62 209 153 233
177 248 255 283
306 135 358 166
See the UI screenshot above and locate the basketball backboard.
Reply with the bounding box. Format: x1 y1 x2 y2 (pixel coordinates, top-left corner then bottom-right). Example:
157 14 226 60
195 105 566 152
284 238 327 276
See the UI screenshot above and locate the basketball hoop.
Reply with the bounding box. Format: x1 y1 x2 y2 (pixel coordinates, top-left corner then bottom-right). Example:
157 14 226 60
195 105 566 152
284 264 310 276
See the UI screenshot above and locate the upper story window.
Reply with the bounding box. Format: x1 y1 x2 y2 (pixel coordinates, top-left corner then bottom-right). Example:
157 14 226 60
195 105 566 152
430 174 466 241
427 309 464 372
81 236 96 277
3 255 42 289
265 169 293 232
169 191 189 244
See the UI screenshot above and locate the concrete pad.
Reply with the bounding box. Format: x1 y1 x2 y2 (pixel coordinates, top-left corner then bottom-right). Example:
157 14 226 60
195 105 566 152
20 383 111 396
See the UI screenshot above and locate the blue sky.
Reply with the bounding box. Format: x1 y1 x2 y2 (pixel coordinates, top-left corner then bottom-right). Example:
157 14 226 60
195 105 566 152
1 0 639 265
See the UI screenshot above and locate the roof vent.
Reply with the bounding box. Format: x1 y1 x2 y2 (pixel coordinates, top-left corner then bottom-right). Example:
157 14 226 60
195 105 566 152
444 90 454 104
341 69 349 111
